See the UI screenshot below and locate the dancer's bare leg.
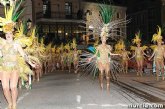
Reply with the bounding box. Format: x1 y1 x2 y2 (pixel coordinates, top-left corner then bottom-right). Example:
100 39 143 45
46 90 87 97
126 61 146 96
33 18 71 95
33 69 36 82
74 61 78 74
39 66 42 77
99 71 104 91
61 62 64 71
36 68 40 82
98 63 104 91
160 61 164 80
156 60 160 81
125 61 128 74
139 60 143 77
136 61 140 76
122 61 126 74
1 72 12 108
10 71 19 109
68 63 71 73
105 65 110 93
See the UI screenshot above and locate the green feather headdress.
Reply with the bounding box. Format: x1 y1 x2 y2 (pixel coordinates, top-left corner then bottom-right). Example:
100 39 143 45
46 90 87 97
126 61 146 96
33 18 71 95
98 2 114 39
99 3 114 24
0 0 25 33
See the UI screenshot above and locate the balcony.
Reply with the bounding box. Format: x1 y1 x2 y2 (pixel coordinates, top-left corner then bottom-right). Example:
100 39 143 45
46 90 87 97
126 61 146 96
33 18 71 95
36 11 84 21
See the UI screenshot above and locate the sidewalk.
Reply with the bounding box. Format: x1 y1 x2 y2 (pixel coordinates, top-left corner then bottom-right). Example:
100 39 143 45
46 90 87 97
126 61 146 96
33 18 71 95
118 70 165 102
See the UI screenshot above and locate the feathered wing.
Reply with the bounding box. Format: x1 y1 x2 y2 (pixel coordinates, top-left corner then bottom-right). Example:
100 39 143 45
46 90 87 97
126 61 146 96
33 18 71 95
150 45 157 50
17 56 33 81
15 23 35 47
130 46 136 51
142 45 148 51
79 50 99 78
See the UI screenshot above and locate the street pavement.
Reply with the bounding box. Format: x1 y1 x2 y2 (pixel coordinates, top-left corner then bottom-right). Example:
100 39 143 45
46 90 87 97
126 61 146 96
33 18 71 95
118 70 165 102
0 70 163 109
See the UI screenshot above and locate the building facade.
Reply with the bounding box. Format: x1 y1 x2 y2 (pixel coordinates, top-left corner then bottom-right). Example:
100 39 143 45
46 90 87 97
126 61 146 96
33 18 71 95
32 0 84 44
0 0 127 45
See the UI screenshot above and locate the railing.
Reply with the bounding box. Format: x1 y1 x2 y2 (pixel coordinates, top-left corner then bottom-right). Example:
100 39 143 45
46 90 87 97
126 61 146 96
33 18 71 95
36 11 83 20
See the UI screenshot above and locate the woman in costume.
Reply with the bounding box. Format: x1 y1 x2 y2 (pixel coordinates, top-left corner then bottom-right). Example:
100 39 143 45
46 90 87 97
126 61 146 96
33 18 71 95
64 44 72 73
88 30 121 91
30 38 42 82
50 47 55 72
79 2 127 92
0 1 36 108
72 39 81 74
60 44 65 71
131 32 148 76
0 17 35 109
149 26 165 81
115 40 130 74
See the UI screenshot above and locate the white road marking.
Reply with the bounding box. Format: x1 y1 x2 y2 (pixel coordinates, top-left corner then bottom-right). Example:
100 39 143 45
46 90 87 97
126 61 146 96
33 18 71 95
76 95 81 104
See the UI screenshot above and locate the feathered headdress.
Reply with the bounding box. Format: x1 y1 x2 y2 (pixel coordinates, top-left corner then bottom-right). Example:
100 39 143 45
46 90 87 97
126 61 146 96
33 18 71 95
85 1 128 42
152 26 162 43
99 4 113 40
15 23 36 47
46 43 52 52
40 37 45 47
52 45 56 53
64 44 70 51
115 40 125 53
71 38 77 49
132 31 141 45
56 47 60 53
59 43 64 52
0 0 24 33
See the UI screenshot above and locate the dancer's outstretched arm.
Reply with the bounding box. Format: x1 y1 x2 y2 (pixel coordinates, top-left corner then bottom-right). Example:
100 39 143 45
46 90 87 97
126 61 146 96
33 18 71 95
130 52 136 60
142 49 149 57
148 50 155 61
17 44 36 68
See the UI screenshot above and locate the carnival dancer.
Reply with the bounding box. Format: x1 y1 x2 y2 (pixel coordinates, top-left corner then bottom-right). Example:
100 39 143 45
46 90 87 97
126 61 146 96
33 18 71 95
89 32 121 91
50 47 56 72
149 26 165 81
28 37 42 82
71 39 81 74
0 1 36 108
55 47 61 70
130 32 148 76
79 2 127 92
115 40 130 74
64 44 72 73
59 44 65 71
15 22 35 88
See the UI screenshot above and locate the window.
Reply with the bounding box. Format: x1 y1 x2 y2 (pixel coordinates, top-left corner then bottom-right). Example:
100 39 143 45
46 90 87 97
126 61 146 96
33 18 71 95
42 25 49 33
50 25 57 33
65 2 72 15
43 4 47 14
43 0 51 18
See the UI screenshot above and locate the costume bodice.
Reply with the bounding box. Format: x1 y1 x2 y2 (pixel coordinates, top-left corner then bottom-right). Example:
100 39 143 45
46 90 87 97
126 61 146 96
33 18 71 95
1 42 18 63
155 46 164 59
135 47 143 58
